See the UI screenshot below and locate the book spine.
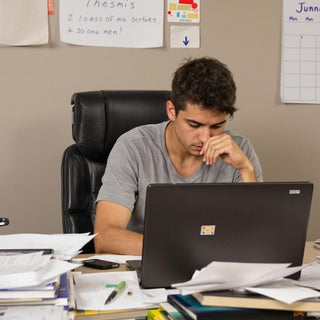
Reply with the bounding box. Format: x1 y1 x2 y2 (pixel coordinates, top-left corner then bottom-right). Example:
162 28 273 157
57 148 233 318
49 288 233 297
167 295 307 320
55 273 69 309
147 309 168 320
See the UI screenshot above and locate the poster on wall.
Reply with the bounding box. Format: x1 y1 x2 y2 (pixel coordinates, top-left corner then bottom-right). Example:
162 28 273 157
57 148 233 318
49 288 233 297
167 0 200 23
60 0 164 48
281 0 320 103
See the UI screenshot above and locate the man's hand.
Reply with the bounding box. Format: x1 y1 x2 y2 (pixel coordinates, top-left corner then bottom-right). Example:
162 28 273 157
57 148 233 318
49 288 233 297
200 134 257 182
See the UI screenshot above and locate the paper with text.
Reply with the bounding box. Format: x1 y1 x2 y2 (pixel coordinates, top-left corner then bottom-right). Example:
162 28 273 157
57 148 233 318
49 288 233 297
60 0 164 48
0 252 79 289
0 305 67 320
73 271 167 311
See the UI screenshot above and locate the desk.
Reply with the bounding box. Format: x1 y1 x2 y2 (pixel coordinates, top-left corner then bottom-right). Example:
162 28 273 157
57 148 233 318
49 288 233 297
74 241 319 320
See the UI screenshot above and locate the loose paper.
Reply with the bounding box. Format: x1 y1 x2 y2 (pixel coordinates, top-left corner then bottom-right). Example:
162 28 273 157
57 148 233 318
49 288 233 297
170 26 200 48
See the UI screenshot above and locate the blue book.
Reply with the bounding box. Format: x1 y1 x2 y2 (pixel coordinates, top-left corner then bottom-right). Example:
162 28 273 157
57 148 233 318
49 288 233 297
54 273 69 309
167 294 306 320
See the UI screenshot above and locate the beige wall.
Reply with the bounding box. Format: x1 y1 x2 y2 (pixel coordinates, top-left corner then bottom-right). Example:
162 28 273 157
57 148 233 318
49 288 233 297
0 1 319 240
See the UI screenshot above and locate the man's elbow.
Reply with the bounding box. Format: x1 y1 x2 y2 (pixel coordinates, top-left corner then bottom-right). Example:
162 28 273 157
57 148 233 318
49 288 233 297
94 233 105 253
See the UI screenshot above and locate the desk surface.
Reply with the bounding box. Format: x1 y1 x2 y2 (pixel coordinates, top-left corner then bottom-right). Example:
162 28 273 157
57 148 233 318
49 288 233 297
74 241 319 320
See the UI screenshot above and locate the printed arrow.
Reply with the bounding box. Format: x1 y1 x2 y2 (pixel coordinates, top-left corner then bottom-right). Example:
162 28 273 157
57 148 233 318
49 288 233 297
183 36 189 46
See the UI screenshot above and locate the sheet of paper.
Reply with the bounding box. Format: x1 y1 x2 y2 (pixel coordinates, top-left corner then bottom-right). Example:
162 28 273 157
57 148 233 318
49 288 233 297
281 0 320 103
0 0 48 46
59 0 164 48
0 233 96 260
167 0 200 23
294 262 320 290
172 261 304 293
0 252 80 289
170 26 200 48
0 306 67 320
73 271 166 311
245 280 320 304
0 251 51 274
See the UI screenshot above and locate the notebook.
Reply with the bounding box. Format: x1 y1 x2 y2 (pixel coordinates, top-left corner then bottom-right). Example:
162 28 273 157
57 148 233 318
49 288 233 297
127 182 313 288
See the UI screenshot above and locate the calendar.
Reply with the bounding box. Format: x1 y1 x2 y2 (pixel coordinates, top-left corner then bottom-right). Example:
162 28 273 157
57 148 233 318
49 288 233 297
281 0 320 103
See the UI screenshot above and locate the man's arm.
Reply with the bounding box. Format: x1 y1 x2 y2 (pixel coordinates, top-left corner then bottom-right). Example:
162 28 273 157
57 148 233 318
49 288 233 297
200 134 257 182
94 200 143 255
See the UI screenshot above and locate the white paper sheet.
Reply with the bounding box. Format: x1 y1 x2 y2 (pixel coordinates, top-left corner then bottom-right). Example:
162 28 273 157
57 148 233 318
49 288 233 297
73 271 167 311
173 261 294 290
0 305 67 320
245 281 320 304
0 0 48 46
294 262 320 290
59 0 164 48
0 253 80 289
0 233 96 260
173 261 320 304
170 26 200 48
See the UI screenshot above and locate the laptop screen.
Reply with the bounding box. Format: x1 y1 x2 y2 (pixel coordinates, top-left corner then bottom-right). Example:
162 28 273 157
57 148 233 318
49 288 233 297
139 182 313 288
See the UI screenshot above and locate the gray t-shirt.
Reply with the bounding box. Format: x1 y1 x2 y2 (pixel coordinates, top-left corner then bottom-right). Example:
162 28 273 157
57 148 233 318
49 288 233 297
96 121 263 233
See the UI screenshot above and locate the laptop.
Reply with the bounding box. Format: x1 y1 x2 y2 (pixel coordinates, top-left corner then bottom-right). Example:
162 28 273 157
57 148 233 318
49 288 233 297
127 182 313 288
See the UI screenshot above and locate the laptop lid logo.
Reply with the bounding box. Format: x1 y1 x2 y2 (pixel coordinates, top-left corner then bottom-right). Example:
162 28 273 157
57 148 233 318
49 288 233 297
200 225 216 235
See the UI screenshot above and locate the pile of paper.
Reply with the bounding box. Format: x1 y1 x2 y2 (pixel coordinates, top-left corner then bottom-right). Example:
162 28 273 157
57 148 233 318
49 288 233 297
0 233 96 260
0 251 79 289
173 261 320 304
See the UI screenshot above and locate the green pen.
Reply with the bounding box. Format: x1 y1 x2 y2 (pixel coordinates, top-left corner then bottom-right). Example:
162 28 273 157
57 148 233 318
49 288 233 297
104 281 126 304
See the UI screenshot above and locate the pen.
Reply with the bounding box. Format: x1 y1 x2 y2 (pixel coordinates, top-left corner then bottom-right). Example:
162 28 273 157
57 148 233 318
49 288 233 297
104 281 126 304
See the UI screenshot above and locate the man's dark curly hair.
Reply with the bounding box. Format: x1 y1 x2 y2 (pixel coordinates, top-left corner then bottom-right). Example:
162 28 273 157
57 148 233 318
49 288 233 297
170 57 237 116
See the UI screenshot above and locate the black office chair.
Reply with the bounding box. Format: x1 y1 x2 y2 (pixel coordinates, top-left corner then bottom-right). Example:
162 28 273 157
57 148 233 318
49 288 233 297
61 90 170 253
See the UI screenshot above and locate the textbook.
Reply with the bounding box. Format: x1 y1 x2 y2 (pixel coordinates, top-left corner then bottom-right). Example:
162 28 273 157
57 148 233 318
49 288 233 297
159 301 187 320
167 294 307 320
0 278 58 299
0 273 68 307
193 290 320 313
147 308 167 320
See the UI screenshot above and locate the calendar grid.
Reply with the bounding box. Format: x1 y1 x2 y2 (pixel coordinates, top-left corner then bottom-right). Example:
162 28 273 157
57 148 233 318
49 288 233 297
282 33 320 102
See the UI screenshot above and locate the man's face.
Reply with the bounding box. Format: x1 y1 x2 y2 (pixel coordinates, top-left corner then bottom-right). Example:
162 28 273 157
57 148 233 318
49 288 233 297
168 102 228 157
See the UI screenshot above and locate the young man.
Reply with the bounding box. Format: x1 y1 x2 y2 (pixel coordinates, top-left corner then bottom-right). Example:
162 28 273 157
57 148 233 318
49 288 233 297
94 57 263 254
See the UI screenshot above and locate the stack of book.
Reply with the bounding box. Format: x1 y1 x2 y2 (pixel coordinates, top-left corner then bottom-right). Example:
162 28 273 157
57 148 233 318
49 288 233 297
0 272 70 309
147 291 320 320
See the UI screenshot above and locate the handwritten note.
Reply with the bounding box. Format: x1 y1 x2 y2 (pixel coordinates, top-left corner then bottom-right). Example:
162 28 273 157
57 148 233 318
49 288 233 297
60 0 164 48
281 0 320 103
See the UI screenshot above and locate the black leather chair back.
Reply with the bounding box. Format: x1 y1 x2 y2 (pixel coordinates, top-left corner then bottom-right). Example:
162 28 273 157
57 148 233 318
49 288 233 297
61 90 170 253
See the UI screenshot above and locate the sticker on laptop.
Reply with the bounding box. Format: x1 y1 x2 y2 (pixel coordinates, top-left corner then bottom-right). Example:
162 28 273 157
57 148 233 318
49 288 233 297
200 225 215 235
289 189 301 194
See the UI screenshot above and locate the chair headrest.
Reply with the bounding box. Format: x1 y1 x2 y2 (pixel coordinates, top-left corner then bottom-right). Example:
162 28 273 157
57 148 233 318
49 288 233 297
71 90 170 161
